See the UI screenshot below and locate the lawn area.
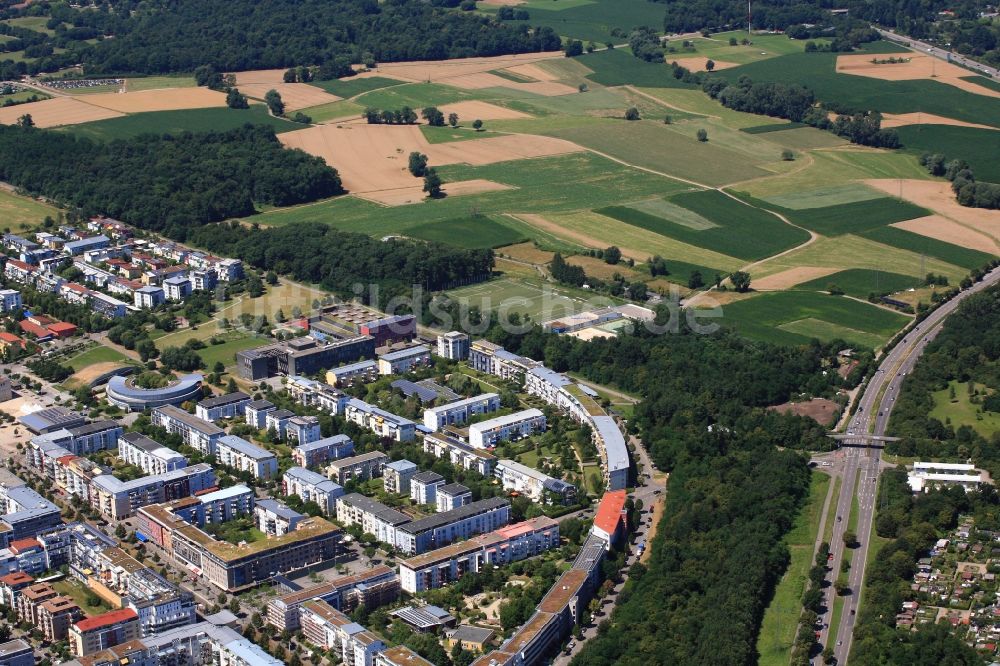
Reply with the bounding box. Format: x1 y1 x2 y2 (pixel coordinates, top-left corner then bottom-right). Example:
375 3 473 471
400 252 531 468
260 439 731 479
546 118 777 186
598 189 810 261
716 290 910 348
758 471 831 666
126 75 197 91
0 187 61 228
478 0 669 43
62 105 299 141
405 215 527 248
930 381 1000 439
445 276 600 322
796 268 921 299
861 226 995 271
309 76 403 98
255 152 693 238
64 344 130 371
196 333 266 370
52 578 113 616
894 124 1000 183
750 234 969 285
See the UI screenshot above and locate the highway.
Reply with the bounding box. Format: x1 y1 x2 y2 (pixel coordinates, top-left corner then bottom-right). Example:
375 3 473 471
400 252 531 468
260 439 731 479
815 265 1000 664
876 28 999 79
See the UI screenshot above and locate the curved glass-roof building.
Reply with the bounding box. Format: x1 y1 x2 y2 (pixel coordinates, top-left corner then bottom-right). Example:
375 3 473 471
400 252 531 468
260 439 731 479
106 373 204 412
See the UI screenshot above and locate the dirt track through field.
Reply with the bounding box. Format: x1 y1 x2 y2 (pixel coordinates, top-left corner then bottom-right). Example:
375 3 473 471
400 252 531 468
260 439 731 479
0 96 124 127
836 53 1000 99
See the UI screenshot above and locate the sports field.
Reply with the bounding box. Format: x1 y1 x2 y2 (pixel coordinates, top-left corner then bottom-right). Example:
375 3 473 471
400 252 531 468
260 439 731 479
446 276 603 321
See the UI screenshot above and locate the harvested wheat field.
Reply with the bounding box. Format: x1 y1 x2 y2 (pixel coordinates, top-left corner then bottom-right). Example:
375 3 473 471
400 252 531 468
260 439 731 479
683 289 755 308
231 69 289 86
498 242 555 264
511 212 657 260
880 112 997 129
359 179 512 206
237 83 340 111
438 100 531 121
836 53 1000 99
867 178 1000 242
670 57 738 72
892 215 1000 254
0 96 124 127
444 72 577 96
279 123 581 194
503 63 562 82
371 52 563 84
751 266 839 290
80 88 228 113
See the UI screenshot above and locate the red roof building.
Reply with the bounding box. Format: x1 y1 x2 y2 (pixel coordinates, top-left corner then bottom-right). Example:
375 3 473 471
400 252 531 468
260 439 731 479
27 314 55 327
0 571 35 587
592 489 628 547
0 331 25 350
72 608 138 634
9 538 42 554
47 321 78 338
19 319 52 340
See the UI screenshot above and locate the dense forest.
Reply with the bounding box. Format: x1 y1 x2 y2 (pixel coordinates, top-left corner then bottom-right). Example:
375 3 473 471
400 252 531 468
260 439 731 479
0 0 562 77
187 221 496 305
888 284 1000 479
0 124 340 240
851 467 990 664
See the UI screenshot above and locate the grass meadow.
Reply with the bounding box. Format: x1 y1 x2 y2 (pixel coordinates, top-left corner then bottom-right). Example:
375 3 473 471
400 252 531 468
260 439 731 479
65 345 130 371
405 215 527 248
0 188 61 229
62 105 298 140
310 76 403 98
894 124 1000 182
445 276 602 322
860 226 994 270
930 381 1000 439
796 268 921 298
740 195 929 236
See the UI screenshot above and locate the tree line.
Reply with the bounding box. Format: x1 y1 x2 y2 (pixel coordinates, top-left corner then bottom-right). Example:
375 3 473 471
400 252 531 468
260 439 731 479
920 152 1000 210
2 0 563 77
0 124 341 242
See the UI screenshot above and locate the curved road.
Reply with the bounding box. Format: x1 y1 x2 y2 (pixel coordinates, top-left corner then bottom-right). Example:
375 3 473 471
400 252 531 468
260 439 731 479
817 266 1000 665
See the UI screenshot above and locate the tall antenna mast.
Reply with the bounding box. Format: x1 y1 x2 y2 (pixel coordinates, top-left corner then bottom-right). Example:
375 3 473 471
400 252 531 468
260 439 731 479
748 0 752 35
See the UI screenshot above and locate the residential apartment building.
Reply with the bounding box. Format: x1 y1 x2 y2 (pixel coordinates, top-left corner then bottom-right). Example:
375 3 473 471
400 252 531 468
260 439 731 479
335 494 411 547
151 406 224 455
70 609 141 656
244 400 275 429
377 345 431 376
162 275 192 301
264 409 294 439
327 451 389 485
436 483 472 513
195 392 250 422
467 409 546 449
395 498 511 556
118 433 187 476
0 289 22 313
436 331 469 361
344 399 416 442
286 376 350 416
299 599 386 666
254 499 303 537
265 566 399 631
422 433 497 476
410 471 445 506
133 285 165 309
0 485 62 544
422 393 501 431
292 434 354 468
326 360 378 387
0 638 33 666
282 467 344 516
286 415 322 445
89 463 216 520
59 421 123 456
37 595 83 642
468 340 538 382
383 460 418 495
168 485 255 526
495 459 577 504
215 435 278 479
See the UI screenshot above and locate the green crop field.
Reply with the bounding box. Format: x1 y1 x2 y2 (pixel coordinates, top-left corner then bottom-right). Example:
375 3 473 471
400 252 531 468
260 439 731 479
960 76 1000 93
126 76 197 91
761 183 886 210
894 125 1000 182
478 0 668 43
62 105 299 140
419 125 501 143
354 82 488 109
598 190 809 261
796 268 921 298
861 226 995 270
298 99 363 123
625 197 716 229
310 76 403 98
256 152 692 236
0 187 61 228
717 291 909 348
406 215 527 248
577 49 699 88
718 51 1000 132
741 122 805 134
546 119 775 186
744 196 929 236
